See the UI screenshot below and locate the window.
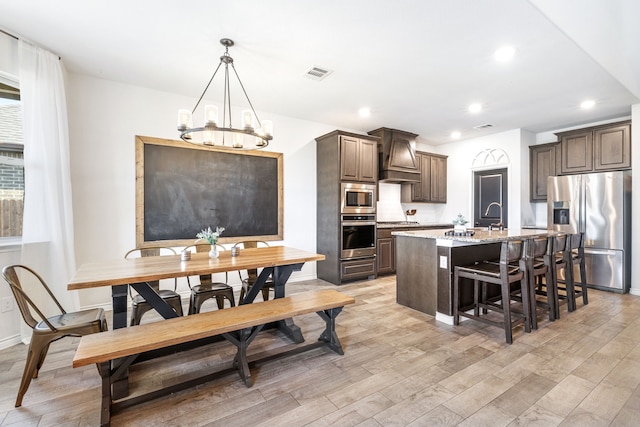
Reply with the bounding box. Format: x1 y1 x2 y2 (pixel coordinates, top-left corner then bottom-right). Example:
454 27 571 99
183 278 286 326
0 81 23 238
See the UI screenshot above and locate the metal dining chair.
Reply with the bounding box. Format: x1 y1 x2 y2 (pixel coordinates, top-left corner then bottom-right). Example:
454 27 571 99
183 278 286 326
124 246 183 325
2 264 108 407
233 240 275 303
183 240 235 314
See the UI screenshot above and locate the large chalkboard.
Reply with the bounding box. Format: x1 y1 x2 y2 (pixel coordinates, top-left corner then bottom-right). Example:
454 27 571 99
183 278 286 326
136 135 283 247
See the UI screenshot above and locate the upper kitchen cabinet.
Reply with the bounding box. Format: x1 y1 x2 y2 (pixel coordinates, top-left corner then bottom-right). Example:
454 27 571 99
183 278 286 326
529 142 557 202
367 127 420 183
401 151 448 203
340 134 377 182
316 130 378 183
557 121 631 175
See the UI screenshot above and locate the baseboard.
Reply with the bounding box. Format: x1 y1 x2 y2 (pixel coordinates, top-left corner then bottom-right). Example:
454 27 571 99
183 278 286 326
435 311 471 325
0 333 22 351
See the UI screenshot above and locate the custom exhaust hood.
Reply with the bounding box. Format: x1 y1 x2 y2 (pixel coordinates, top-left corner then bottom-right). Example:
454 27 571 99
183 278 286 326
368 127 420 183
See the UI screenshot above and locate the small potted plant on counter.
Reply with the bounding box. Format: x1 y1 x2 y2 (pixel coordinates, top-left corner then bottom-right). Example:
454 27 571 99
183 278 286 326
452 214 469 232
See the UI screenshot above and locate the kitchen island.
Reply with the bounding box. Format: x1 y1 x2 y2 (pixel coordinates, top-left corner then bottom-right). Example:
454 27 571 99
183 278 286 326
392 228 552 323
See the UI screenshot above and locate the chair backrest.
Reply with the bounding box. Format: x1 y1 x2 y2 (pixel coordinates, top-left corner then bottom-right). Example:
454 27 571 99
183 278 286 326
499 239 524 277
183 240 227 285
501 240 524 265
526 236 548 259
569 232 585 257
233 240 269 283
124 246 177 291
2 265 65 331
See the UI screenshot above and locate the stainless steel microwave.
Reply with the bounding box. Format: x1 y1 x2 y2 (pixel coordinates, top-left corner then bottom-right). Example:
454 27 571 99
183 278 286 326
341 182 376 214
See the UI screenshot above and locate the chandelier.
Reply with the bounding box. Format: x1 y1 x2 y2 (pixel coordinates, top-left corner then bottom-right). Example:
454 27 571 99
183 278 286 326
177 38 273 149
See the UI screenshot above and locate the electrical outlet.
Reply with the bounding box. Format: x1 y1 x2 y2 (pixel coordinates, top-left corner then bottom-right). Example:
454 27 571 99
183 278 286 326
1 296 13 313
439 255 447 269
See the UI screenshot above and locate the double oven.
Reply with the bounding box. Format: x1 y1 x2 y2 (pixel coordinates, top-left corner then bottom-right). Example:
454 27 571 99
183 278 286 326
340 183 376 259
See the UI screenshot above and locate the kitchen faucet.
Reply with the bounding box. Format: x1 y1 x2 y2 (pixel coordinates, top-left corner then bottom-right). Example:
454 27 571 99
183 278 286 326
485 201 504 230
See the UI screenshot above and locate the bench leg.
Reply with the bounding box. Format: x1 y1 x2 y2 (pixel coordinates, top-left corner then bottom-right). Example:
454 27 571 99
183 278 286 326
242 265 305 344
223 325 264 387
317 307 345 355
99 361 112 427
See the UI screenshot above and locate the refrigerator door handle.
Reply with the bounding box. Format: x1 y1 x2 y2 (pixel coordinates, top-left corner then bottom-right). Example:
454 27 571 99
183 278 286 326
584 248 619 256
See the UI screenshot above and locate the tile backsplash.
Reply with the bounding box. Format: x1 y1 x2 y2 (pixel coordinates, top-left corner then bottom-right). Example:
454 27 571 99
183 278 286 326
377 183 447 224
377 183 405 221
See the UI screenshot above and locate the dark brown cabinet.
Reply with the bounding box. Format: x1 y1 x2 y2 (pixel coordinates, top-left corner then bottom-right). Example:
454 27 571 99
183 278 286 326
376 225 450 275
557 121 631 175
316 130 379 285
401 151 447 203
376 229 395 275
367 127 419 182
594 123 631 171
529 142 557 202
339 134 377 182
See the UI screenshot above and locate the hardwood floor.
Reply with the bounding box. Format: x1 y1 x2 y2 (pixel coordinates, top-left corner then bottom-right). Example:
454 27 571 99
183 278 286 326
1 275 640 426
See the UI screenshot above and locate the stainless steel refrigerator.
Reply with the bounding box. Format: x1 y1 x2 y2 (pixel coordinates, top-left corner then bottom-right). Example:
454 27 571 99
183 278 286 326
547 171 631 293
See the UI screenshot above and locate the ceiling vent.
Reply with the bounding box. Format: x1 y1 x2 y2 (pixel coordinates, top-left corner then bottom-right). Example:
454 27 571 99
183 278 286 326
304 66 333 81
473 123 494 129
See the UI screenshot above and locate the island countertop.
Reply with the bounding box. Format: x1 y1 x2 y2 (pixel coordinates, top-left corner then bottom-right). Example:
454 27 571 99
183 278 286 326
392 227 553 244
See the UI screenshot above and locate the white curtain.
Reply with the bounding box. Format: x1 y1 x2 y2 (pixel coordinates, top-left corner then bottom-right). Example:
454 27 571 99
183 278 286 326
18 40 77 340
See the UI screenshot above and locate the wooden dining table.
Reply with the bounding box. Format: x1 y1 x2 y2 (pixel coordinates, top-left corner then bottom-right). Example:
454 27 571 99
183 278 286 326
69 245 325 330
68 245 325 398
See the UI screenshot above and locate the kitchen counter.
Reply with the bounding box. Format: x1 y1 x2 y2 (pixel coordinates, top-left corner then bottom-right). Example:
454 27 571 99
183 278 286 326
393 228 556 323
376 222 451 229
392 227 553 244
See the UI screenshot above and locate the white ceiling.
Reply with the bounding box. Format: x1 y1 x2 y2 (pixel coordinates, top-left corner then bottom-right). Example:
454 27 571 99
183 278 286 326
1 0 639 145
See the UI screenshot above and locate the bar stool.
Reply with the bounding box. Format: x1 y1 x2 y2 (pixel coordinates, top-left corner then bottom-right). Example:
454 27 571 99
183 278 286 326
563 232 588 312
523 236 555 329
543 234 568 320
453 239 530 344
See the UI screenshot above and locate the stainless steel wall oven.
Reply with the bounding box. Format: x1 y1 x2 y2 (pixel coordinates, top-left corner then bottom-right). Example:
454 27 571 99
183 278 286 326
341 214 376 259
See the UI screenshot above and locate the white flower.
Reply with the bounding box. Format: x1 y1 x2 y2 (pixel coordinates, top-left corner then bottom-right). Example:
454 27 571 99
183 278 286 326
196 226 225 245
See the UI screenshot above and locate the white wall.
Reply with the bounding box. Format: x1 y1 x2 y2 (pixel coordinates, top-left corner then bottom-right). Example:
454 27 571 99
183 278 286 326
433 129 525 228
65 74 341 309
0 246 22 347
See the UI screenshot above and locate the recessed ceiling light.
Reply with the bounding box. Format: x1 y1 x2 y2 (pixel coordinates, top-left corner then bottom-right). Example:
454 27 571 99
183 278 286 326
580 99 596 109
494 45 515 62
358 107 371 118
468 103 482 113
451 131 461 139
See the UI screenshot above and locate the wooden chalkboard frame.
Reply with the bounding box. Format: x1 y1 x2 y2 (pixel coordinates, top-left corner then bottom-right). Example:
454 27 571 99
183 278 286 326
135 135 283 248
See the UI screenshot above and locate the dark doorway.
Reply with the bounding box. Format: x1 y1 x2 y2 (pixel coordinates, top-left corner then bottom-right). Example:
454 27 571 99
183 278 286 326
474 168 508 228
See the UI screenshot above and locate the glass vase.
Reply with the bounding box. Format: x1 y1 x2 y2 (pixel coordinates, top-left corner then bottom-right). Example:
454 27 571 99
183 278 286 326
209 245 219 258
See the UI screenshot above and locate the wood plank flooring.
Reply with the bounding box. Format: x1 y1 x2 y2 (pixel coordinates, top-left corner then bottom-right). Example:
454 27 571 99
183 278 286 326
1 275 640 426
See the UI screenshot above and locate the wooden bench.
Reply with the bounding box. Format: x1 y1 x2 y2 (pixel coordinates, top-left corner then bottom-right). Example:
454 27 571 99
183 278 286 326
73 289 355 426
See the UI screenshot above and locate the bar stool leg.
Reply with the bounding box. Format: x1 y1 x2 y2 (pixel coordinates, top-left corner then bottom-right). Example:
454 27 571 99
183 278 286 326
578 257 588 305
453 268 461 325
520 272 531 334
565 262 577 312
501 279 513 344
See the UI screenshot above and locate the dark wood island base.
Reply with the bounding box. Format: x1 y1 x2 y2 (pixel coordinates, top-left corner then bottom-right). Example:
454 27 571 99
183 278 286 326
394 228 555 321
